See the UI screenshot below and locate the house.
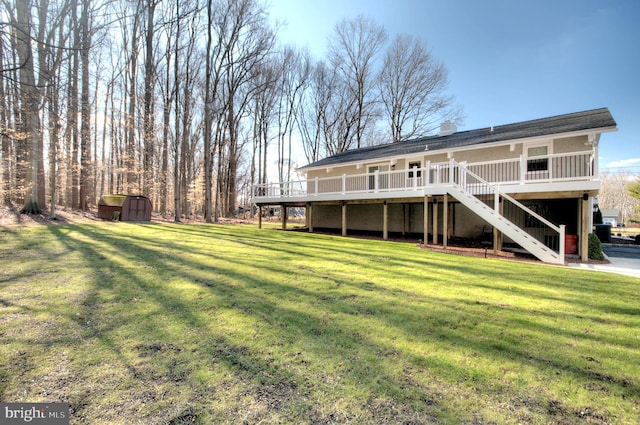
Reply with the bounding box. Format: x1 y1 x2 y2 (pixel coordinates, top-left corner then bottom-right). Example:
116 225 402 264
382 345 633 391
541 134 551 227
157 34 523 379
252 108 617 263
600 209 621 227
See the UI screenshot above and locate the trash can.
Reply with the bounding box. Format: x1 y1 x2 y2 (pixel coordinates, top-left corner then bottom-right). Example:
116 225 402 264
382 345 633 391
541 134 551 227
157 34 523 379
594 224 611 243
564 234 578 255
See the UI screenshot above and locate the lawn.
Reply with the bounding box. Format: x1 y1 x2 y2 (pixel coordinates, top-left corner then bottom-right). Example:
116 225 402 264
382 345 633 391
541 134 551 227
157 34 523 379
0 222 638 424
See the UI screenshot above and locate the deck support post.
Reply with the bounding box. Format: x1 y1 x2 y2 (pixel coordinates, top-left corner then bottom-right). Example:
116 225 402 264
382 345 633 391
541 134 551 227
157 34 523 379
423 196 429 244
281 206 287 230
307 203 313 233
580 195 590 261
258 206 263 229
493 197 503 254
432 199 438 245
342 202 347 236
383 201 389 240
443 194 448 249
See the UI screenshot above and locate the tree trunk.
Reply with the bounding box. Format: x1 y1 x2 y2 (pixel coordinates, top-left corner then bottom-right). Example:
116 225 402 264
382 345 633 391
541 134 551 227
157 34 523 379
172 0 181 222
15 0 42 214
126 9 140 193
142 0 156 197
47 79 60 217
79 0 92 210
203 0 214 223
0 43 10 206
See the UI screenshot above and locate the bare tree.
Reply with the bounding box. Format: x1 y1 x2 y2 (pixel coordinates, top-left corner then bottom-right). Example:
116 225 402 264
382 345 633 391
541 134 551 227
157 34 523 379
79 0 92 210
248 59 279 210
215 0 276 217
0 19 12 205
142 0 159 198
628 178 640 224
328 15 387 150
600 170 640 226
297 60 334 162
276 46 309 185
379 34 460 143
9 0 44 213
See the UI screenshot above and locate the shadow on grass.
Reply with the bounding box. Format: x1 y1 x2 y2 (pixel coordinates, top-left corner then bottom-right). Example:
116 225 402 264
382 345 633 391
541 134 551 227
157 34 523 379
1 222 637 423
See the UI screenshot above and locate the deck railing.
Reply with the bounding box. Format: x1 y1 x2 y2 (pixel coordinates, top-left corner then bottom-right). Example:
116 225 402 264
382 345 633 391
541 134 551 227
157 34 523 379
252 151 595 200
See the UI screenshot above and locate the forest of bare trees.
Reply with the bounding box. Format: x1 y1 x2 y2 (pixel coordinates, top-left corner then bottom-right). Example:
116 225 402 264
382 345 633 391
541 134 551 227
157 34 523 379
598 171 640 225
0 0 459 221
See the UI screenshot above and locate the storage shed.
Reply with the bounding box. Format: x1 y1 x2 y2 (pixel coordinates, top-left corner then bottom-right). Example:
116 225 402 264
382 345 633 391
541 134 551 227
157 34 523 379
98 195 152 221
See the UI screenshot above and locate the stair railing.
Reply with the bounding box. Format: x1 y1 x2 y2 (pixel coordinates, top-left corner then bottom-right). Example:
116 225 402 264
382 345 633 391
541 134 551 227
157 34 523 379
451 160 565 259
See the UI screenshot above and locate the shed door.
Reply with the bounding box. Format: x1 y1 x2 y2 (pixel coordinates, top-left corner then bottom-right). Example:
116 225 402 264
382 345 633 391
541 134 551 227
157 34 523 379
127 197 147 221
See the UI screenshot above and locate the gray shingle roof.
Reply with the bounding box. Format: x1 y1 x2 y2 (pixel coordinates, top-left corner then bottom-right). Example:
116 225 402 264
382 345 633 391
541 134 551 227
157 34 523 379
299 108 616 170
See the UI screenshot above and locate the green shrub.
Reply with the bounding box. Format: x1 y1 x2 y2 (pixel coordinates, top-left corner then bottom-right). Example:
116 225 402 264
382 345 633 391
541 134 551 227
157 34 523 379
588 233 605 260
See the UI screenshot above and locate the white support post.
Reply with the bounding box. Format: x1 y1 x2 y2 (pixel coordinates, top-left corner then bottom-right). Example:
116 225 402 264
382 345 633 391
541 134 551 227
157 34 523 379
443 194 448 249
374 170 380 192
460 161 467 188
426 161 431 185
314 177 319 195
423 196 429 244
449 159 455 184
559 224 566 263
412 166 418 190
520 155 526 184
494 185 500 212
342 174 346 194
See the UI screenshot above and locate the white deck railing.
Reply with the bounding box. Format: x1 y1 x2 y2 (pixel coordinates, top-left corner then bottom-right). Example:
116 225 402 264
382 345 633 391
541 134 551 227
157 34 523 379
252 151 595 201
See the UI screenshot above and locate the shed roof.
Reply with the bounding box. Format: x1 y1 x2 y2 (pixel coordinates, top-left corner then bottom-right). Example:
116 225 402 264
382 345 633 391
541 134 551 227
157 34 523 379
98 194 128 207
299 108 617 170
98 194 150 207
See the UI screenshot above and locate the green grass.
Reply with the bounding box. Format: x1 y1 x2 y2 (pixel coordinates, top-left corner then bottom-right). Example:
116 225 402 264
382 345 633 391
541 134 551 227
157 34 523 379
0 222 639 424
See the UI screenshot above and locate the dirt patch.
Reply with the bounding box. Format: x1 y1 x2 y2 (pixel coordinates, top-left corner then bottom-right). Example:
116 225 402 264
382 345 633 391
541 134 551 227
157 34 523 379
0 204 261 228
0 204 99 227
418 242 540 262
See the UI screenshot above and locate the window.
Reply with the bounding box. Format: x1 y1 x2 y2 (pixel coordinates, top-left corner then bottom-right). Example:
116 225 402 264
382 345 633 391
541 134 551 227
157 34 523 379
408 161 422 178
527 145 549 173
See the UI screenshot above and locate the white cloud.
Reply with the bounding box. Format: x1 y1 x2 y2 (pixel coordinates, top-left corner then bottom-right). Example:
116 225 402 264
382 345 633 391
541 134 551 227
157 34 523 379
605 158 640 168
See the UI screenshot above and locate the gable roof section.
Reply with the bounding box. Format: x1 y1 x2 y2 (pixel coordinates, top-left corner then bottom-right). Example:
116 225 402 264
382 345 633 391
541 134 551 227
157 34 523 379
299 108 617 170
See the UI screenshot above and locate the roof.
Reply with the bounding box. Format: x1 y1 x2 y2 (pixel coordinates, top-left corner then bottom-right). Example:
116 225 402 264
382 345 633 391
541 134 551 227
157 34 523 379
98 194 127 207
299 107 617 170
98 194 150 207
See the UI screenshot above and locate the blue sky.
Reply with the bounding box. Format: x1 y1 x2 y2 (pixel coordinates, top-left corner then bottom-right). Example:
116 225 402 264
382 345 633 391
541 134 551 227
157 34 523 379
269 0 640 173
